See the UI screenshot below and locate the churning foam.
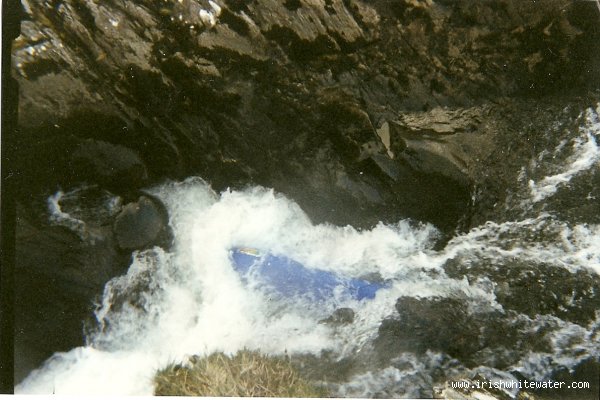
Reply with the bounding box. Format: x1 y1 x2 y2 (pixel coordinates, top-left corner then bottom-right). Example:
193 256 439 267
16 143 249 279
47 190 87 237
47 185 123 242
18 177 450 394
18 126 600 395
528 104 600 203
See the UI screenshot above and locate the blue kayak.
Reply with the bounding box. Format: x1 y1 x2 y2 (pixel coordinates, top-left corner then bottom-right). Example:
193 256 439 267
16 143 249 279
230 247 387 302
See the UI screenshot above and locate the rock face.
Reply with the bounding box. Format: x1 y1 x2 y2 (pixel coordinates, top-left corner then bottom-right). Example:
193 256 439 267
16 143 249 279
14 205 129 383
374 295 558 373
384 106 495 187
71 140 148 191
12 0 600 230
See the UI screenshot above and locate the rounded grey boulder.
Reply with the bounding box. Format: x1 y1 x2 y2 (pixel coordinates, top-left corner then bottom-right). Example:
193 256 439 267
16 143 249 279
113 195 169 250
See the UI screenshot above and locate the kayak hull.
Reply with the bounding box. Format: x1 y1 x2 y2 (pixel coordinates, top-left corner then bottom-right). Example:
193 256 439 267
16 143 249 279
230 248 386 301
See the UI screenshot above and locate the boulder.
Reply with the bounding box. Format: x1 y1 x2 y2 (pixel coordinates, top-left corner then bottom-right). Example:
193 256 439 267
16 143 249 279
385 106 495 187
375 297 482 362
319 308 355 326
113 195 171 251
14 188 172 383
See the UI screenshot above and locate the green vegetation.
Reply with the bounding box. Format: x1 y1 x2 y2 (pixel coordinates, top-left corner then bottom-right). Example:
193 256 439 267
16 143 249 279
154 350 329 397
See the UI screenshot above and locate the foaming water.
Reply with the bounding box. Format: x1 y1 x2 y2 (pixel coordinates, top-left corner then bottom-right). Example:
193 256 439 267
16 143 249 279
17 178 449 394
47 190 87 237
47 185 123 242
445 215 600 275
528 105 600 203
19 174 600 395
514 317 600 382
17 105 600 396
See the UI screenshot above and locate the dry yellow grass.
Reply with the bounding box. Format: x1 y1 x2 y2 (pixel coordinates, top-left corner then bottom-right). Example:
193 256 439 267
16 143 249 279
154 350 328 397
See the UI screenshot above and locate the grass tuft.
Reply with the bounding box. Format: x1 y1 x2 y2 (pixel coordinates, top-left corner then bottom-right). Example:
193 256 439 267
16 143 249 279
154 349 329 397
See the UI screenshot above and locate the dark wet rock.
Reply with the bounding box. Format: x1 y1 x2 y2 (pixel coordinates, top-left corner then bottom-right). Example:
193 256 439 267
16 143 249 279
540 164 600 226
113 195 171 250
11 112 160 199
289 351 360 385
319 307 355 326
374 296 564 369
70 139 148 191
375 297 482 363
385 106 494 187
14 205 130 384
444 258 600 326
12 0 600 232
14 187 172 383
533 357 600 400
53 185 124 227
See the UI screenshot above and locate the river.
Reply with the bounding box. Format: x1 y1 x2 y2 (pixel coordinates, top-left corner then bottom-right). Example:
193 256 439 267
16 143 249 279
16 105 600 397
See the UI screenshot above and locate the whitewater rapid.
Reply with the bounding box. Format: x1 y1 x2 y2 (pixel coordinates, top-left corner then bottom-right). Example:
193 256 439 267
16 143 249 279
19 178 449 394
16 104 600 396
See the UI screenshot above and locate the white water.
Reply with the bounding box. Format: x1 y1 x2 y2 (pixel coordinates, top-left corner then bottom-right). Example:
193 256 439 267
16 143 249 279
17 106 600 396
528 104 600 202
47 190 87 237
20 178 456 394
19 177 600 395
47 185 123 242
